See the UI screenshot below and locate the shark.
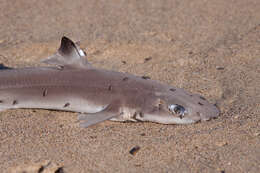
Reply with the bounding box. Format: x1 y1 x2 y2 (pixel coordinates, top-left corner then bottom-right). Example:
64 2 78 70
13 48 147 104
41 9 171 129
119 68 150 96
0 37 220 128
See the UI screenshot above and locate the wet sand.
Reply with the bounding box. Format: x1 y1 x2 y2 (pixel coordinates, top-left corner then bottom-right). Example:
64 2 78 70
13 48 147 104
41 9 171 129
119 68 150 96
0 0 259 172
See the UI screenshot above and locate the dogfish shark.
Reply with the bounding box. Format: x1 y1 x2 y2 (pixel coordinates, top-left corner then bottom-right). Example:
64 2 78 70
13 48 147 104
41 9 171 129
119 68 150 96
0 37 220 128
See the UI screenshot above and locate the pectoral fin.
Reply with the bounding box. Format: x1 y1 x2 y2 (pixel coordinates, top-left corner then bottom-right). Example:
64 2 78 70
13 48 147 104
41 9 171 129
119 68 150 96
78 105 120 128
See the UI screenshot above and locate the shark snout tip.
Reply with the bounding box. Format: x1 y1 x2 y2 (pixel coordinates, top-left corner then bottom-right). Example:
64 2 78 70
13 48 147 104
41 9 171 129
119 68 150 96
200 109 220 122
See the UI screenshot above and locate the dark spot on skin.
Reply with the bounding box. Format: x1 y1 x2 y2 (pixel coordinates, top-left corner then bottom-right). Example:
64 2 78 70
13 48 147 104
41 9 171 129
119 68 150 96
133 112 137 120
121 61 127 64
108 85 112 91
12 100 18 105
0 100 3 103
129 146 140 156
64 103 70 107
43 89 48 97
144 56 152 63
142 76 150 80
140 133 146 136
139 112 144 118
190 95 193 97
169 88 176 92
122 77 129 81
158 104 163 110
198 102 204 106
200 96 206 100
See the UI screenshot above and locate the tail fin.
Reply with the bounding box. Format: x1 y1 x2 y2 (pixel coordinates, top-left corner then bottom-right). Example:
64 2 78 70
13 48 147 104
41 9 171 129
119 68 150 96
42 36 91 69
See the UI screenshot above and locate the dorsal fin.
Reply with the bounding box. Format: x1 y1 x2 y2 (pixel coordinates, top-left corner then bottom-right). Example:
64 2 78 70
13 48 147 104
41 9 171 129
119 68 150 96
42 36 91 69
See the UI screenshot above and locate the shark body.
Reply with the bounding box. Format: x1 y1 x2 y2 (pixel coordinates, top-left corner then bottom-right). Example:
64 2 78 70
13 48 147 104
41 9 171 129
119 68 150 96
0 37 219 127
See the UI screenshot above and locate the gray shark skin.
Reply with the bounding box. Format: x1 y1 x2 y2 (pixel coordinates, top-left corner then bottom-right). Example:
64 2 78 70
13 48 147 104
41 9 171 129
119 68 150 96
0 37 220 128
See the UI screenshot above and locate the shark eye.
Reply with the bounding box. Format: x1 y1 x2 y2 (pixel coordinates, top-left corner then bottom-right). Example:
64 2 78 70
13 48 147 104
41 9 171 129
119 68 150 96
168 104 186 118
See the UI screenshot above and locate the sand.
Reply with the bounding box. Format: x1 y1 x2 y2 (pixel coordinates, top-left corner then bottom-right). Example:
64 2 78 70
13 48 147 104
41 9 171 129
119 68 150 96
0 0 259 172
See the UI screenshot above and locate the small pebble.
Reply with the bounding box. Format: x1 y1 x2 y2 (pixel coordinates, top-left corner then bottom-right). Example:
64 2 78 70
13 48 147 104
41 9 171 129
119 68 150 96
254 132 260 136
216 141 228 147
90 136 97 139
55 167 64 173
216 66 225 70
144 56 152 63
129 146 140 156
134 164 142 167
234 115 239 119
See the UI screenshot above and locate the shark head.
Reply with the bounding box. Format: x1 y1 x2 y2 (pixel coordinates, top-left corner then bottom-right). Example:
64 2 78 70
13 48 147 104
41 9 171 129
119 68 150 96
134 88 220 124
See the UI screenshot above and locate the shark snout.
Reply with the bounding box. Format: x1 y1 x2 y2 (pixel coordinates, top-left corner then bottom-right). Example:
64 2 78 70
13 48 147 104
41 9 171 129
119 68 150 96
191 104 220 122
182 93 220 122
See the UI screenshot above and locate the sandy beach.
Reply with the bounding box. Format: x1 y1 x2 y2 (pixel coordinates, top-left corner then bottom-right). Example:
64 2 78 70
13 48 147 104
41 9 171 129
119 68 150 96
0 0 259 172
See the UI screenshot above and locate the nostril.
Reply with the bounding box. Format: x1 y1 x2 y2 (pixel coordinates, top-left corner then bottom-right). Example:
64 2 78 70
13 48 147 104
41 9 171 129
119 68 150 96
196 112 207 119
198 102 204 106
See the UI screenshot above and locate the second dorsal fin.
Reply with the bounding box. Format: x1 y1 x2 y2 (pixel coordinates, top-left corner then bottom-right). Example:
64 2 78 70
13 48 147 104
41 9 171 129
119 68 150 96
42 36 91 69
